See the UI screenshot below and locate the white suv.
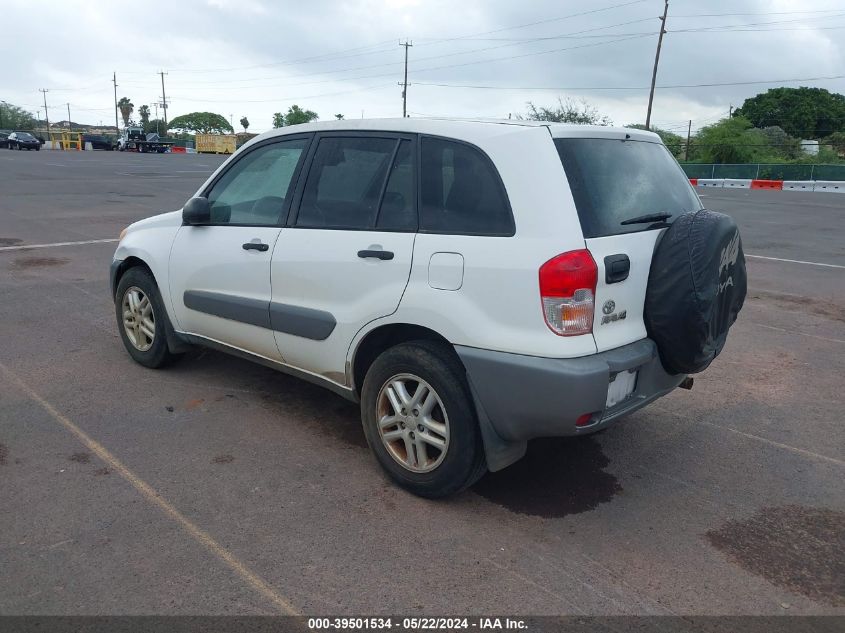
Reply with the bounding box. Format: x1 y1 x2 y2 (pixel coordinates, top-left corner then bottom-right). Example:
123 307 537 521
111 118 746 497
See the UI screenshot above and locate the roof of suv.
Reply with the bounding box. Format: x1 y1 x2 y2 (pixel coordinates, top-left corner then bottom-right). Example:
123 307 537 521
257 117 661 145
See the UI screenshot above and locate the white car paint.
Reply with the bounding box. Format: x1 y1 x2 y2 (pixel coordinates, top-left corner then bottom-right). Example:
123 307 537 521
114 118 676 394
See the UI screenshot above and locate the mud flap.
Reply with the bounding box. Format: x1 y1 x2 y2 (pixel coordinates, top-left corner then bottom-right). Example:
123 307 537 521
466 379 527 472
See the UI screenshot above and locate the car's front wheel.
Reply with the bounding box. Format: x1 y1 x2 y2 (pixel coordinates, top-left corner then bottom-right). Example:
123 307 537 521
115 266 181 369
361 341 486 498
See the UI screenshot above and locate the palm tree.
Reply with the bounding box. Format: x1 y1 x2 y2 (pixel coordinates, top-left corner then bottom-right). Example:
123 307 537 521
117 97 134 128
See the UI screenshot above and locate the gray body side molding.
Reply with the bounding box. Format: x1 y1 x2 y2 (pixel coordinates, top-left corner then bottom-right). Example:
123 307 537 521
269 303 336 341
183 290 336 340
184 290 270 329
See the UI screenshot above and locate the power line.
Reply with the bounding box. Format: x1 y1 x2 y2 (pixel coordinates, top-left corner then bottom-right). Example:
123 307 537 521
411 74 845 91
414 0 649 48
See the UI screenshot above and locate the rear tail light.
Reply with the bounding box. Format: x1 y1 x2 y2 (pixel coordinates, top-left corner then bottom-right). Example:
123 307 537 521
539 249 598 336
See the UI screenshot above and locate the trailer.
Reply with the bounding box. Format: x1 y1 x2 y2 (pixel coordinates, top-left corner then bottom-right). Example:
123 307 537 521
117 127 174 153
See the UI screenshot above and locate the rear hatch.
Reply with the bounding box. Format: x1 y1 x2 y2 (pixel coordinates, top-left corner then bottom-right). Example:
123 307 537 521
553 132 702 352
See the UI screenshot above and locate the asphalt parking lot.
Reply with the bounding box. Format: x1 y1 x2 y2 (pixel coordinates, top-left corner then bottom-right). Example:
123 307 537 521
1 150 843 616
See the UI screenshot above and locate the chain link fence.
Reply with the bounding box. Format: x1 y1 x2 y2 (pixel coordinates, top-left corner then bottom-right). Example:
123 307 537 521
679 163 845 181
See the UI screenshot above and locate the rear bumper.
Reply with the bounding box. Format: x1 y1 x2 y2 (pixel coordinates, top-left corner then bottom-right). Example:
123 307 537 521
456 338 684 443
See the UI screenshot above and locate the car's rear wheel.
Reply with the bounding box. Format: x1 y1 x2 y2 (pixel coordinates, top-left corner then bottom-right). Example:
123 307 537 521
115 267 180 369
361 341 486 498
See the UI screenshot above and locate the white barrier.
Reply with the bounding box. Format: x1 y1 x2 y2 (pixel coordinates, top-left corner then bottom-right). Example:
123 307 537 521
783 181 815 191
697 179 724 187
84 142 93 151
722 179 752 188
812 180 845 193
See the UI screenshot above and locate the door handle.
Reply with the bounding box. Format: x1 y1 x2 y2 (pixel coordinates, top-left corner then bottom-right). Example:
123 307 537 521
357 249 394 260
604 254 630 283
243 242 269 252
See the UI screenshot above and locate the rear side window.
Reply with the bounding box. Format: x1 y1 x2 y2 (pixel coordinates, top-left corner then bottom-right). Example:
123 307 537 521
420 137 513 236
554 138 702 238
376 139 416 231
297 137 396 230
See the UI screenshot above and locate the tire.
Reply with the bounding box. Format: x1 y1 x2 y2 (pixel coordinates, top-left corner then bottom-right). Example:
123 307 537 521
35 146 40 151
645 209 747 375
361 340 486 498
115 266 180 369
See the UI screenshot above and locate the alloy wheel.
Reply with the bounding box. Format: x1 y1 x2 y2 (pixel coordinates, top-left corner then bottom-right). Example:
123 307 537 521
376 373 450 473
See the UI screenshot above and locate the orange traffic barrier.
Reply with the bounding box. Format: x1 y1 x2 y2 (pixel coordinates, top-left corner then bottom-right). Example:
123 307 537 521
751 180 783 190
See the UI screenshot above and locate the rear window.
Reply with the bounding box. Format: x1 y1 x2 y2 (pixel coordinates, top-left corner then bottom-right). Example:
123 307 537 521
554 138 701 238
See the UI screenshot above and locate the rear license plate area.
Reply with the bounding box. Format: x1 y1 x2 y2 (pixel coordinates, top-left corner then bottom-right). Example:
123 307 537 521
606 370 637 408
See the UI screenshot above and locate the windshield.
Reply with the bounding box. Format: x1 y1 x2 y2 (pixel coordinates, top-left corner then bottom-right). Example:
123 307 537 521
17 133 34 140
554 138 702 239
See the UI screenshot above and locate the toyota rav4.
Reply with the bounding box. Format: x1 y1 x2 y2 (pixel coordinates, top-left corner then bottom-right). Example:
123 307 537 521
111 118 746 497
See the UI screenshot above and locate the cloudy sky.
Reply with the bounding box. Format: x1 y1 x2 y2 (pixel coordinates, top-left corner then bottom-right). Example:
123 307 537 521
2 0 844 134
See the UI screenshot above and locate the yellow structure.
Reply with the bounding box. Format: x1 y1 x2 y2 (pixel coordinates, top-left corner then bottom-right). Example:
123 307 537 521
196 134 237 154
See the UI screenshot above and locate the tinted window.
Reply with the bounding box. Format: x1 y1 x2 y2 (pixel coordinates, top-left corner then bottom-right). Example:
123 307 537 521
376 139 415 231
420 137 513 235
297 137 396 229
554 138 702 238
206 138 307 225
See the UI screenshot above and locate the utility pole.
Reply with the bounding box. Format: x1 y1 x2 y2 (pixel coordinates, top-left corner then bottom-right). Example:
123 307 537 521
159 71 168 127
39 88 50 131
399 40 413 118
728 104 733 118
113 72 119 132
645 0 669 130
685 119 692 161
66 103 72 132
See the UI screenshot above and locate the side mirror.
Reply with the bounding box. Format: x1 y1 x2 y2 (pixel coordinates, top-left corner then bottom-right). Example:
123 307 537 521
182 197 211 225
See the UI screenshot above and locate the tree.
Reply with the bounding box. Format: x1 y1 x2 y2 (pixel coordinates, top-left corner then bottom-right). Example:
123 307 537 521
138 105 150 126
733 87 845 139
167 112 233 134
522 97 611 125
626 123 684 156
758 126 800 159
335 114 344 120
239 116 249 132
829 131 845 156
144 118 167 136
273 105 319 128
0 102 38 130
117 97 134 128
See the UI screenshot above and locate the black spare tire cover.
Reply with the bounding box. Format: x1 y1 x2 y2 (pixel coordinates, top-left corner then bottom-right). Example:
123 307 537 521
644 209 746 375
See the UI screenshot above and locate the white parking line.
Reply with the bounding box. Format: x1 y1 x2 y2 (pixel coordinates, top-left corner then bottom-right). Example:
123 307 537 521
0 238 118 252
746 254 845 269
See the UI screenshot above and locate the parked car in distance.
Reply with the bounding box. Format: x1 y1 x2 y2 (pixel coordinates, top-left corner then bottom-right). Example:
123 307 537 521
8 131 40 150
82 134 115 150
110 118 747 498
0 131 9 149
